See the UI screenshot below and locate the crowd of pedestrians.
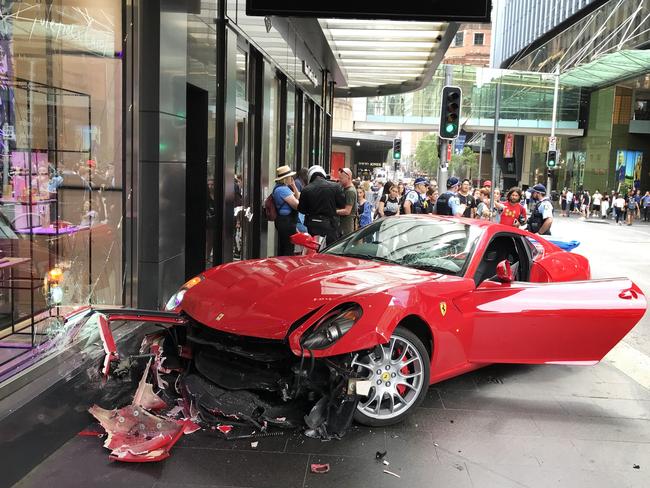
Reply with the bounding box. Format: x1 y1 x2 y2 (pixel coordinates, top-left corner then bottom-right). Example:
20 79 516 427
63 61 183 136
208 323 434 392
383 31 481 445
559 188 650 226
270 164 563 255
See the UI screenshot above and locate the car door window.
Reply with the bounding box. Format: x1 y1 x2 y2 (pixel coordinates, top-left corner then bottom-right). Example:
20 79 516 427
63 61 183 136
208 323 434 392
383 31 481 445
474 234 530 285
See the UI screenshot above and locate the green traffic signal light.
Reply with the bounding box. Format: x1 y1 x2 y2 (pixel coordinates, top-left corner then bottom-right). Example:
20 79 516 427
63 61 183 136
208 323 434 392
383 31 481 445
547 150 557 169
440 86 462 139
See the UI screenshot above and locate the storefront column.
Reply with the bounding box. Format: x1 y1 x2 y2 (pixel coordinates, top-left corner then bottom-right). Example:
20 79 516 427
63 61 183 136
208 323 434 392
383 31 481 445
136 0 188 308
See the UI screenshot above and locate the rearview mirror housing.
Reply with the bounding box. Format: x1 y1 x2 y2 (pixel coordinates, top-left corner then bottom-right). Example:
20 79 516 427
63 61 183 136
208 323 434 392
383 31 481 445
496 260 513 283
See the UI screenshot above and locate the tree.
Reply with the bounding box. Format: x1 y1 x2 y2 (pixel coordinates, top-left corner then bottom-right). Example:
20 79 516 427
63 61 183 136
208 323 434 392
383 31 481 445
414 134 439 176
449 147 478 180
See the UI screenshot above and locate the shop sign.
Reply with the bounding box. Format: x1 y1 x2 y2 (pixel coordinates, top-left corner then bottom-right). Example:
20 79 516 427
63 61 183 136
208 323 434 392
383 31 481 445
503 133 514 158
246 0 492 22
357 161 383 172
302 61 319 87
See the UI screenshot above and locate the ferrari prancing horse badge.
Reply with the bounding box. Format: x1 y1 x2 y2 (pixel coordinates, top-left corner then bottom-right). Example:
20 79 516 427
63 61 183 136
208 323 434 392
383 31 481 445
440 302 447 317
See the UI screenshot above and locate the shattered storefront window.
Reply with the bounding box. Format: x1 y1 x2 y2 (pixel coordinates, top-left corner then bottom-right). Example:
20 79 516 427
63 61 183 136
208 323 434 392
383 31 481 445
0 1 123 380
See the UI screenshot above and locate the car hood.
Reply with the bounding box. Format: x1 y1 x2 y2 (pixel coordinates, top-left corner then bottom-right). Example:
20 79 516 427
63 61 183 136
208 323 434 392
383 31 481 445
181 254 438 339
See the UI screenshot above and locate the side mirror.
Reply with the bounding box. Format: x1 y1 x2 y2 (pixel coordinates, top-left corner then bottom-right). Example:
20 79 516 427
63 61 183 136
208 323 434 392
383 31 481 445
495 260 513 283
290 232 321 254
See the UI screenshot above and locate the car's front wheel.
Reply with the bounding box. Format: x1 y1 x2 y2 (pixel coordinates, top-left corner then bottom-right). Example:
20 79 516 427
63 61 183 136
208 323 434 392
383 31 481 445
352 326 430 427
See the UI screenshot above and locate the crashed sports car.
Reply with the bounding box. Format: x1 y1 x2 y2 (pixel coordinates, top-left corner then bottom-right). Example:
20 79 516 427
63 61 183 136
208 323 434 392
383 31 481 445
76 215 646 459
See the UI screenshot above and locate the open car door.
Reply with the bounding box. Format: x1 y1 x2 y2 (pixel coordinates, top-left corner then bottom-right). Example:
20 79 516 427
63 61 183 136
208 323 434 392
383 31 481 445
455 278 646 364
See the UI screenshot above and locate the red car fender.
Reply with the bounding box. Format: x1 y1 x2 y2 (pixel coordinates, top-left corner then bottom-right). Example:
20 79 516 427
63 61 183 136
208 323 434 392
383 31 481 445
287 291 405 357
534 250 591 282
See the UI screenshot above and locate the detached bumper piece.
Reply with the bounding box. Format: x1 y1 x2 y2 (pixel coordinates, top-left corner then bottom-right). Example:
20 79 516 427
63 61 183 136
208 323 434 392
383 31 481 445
79 308 365 462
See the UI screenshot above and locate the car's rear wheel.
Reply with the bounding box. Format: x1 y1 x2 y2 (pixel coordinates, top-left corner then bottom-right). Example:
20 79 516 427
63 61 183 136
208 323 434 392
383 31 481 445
352 326 430 427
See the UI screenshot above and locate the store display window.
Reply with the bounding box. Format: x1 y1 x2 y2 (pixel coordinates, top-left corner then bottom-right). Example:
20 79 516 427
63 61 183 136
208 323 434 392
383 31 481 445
0 1 123 381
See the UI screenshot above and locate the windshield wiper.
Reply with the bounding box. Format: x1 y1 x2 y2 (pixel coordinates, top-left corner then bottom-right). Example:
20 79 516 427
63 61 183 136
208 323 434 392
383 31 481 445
404 263 454 274
341 253 395 264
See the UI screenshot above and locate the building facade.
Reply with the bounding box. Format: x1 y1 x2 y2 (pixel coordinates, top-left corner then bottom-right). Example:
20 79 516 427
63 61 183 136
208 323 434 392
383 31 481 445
444 23 492 67
493 0 650 195
491 0 602 69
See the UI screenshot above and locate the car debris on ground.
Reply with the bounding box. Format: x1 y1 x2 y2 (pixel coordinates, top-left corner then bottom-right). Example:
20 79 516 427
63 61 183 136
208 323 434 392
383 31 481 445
82 309 373 462
310 463 330 474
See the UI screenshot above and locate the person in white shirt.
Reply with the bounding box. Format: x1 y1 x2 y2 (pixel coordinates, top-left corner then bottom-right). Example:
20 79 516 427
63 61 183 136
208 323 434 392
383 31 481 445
565 189 573 217
614 193 626 225
591 190 602 218
600 195 609 219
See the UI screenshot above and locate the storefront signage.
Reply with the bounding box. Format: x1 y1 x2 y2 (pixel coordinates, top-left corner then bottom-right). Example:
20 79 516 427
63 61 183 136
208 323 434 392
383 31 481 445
246 0 492 22
503 133 514 159
302 60 319 87
357 161 383 173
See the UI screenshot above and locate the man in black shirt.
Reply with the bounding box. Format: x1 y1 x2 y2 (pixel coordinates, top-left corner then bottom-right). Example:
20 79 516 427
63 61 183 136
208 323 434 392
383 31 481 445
457 178 476 218
298 165 346 246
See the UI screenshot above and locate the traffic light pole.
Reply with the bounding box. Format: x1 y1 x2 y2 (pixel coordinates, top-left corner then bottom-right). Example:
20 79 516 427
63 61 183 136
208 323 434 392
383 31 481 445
548 65 560 193
489 81 501 219
438 65 453 187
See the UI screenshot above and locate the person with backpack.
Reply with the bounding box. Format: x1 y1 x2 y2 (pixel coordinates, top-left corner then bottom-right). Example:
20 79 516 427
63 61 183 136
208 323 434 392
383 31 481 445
377 182 400 218
435 177 465 216
527 184 554 235
626 189 638 226
269 165 300 256
402 177 429 214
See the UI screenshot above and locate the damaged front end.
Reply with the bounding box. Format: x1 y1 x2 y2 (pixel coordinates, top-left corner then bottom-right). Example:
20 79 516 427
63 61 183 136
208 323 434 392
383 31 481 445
82 308 372 461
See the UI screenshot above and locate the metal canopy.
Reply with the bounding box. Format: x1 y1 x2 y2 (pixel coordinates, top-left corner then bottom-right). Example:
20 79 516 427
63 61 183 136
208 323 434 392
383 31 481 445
560 50 650 89
319 19 459 98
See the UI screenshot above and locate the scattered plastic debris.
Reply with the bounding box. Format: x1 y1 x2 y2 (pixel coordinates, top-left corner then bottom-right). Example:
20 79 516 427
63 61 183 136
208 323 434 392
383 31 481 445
310 463 330 474
383 460 390 466
217 425 234 435
132 359 167 411
89 404 197 462
434 442 439 447
633 464 640 469
78 427 106 438
383 469 401 478
376 450 387 461
251 441 259 449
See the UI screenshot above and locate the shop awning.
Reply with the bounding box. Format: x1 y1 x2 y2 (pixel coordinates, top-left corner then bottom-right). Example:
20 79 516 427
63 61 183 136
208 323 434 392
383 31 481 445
560 49 650 88
319 19 459 97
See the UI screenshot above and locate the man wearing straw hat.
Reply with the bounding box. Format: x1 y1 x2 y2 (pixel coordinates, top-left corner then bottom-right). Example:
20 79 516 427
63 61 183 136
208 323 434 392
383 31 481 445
272 165 300 256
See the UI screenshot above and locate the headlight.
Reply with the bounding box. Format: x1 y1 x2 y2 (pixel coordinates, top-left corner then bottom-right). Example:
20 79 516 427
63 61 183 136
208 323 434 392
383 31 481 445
300 304 362 350
164 275 205 311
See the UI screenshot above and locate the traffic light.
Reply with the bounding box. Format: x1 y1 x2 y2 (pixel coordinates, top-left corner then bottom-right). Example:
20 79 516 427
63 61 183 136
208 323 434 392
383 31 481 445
439 86 462 139
546 150 557 169
393 138 402 160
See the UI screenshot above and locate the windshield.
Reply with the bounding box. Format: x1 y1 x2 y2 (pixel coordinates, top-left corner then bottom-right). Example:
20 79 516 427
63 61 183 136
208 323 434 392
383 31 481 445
323 217 483 275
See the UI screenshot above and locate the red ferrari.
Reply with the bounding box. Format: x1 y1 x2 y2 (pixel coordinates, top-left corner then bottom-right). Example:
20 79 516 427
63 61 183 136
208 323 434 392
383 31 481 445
158 215 646 426
81 215 647 456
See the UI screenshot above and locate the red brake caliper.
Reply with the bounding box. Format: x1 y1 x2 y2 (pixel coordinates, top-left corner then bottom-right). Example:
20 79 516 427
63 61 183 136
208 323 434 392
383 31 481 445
396 346 409 396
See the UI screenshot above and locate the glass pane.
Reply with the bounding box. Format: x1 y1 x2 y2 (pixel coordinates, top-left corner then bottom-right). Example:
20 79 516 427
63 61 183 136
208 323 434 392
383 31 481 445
233 111 247 261
236 49 248 104
188 11 218 267
286 84 295 165
0 1 123 359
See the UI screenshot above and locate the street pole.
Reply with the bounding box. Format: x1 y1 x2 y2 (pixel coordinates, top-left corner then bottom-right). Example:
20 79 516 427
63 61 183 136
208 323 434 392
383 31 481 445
438 65 453 187
548 65 560 194
477 133 483 187
489 82 501 220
